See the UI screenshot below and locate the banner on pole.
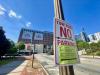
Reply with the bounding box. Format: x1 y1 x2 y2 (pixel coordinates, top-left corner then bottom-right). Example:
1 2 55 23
54 18 79 65
22 31 33 40
34 33 43 40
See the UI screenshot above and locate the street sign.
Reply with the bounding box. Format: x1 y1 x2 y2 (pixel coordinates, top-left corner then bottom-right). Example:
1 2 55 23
54 18 79 65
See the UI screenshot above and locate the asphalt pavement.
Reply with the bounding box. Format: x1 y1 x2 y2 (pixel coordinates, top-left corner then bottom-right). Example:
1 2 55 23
0 60 24 75
35 53 100 75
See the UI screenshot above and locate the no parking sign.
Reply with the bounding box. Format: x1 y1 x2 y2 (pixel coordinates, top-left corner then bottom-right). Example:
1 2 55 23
54 18 79 65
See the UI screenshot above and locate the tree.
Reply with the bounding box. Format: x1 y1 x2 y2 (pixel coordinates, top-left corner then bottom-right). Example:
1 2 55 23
76 40 83 50
16 41 25 50
90 43 98 52
76 40 89 51
97 41 100 50
8 39 15 47
7 39 17 55
9 46 17 54
82 42 89 50
0 29 11 58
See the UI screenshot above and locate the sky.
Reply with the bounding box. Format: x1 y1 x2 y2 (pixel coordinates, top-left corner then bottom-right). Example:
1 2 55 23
0 0 100 42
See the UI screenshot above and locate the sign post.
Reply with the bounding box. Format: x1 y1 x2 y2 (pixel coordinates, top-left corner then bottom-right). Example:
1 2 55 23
54 0 79 75
32 43 35 68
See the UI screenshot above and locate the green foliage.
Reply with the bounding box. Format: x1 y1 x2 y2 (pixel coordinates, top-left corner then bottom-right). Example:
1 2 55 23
0 29 11 57
0 57 15 66
8 39 15 47
76 40 89 50
85 49 92 54
5 39 18 55
90 42 99 52
86 41 100 56
76 40 100 56
16 41 25 50
95 51 100 56
8 46 17 54
76 40 83 50
97 41 100 50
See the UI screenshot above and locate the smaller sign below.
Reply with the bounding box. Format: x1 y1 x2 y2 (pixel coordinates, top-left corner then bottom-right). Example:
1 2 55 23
34 33 43 40
58 45 78 65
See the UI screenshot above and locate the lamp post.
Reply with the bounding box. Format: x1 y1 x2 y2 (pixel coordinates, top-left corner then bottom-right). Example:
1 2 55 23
54 0 74 75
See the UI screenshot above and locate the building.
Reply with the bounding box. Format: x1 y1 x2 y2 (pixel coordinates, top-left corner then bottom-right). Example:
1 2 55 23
75 34 81 41
88 34 97 43
75 28 89 42
94 32 100 41
18 28 53 53
75 32 89 42
80 32 89 42
88 32 100 43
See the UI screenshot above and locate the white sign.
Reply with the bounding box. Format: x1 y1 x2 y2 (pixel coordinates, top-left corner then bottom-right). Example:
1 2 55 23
34 33 43 40
22 31 33 39
54 18 79 65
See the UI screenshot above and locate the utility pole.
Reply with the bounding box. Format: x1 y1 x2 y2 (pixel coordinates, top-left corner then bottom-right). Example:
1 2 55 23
54 0 75 75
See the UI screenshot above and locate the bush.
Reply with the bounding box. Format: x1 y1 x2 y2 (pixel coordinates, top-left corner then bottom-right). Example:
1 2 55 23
86 49 92 54
16 42 25 50
7 46 17 55
0 57 15 66
95 51 100 56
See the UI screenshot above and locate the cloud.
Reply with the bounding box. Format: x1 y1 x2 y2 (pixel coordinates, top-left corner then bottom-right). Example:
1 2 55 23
8 10 22 19
0 5 6 16
0 5 22 19
26 22 31 27
0 5 6 11
0 11 5 15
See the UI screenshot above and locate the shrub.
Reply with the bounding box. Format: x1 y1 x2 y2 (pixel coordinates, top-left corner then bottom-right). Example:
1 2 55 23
86 49 92 54
95 51 100 56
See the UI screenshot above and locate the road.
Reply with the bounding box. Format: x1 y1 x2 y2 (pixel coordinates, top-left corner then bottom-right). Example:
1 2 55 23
74 57 100 75
35 53 100 75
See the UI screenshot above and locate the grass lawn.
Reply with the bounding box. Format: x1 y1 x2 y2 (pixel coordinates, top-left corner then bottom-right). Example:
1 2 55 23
0 57 15 66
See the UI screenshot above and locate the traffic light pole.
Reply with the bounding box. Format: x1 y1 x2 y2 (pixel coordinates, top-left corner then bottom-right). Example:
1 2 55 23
54 0 75 75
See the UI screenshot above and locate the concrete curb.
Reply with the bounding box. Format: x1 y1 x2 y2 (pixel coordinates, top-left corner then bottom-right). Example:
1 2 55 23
80 55 100 59
35 58 49 75
39 62 49 75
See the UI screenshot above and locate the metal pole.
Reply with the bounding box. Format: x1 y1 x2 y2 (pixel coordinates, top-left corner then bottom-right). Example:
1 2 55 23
32 43 35 68
54 0 74 75
31 37 35 68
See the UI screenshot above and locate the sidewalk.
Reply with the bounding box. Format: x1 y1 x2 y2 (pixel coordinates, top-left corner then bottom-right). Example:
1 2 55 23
26 59 47 75
0 56 47 75
80 55 100 59
35 53 59 75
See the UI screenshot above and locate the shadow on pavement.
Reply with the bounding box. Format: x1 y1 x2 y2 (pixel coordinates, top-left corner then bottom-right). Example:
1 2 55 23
0 56 26 75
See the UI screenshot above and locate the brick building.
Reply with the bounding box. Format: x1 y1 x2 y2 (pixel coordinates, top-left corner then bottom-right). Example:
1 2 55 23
18 28 53 53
